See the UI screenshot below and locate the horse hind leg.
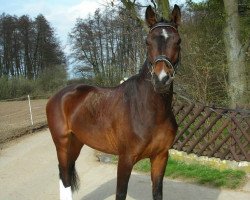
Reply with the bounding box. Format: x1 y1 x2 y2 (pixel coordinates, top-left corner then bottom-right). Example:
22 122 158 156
55 132 83 200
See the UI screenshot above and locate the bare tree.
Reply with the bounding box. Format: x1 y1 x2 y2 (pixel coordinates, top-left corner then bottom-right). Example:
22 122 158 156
69 6 146 85
0 13 65 80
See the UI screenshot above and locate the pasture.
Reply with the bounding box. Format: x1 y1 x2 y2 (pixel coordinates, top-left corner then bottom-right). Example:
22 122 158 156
0 99 47 144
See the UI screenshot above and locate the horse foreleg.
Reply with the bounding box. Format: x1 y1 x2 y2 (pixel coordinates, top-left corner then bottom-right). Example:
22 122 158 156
150 152 169 200
116 155 134 200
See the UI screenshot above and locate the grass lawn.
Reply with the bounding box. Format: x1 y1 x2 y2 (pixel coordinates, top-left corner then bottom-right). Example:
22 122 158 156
133 157 246 189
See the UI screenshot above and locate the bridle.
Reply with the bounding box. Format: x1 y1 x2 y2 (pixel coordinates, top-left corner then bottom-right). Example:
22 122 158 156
148 22 180 79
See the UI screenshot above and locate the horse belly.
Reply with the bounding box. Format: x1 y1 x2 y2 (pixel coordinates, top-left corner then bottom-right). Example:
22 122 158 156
68 89 121 154
71 120 119 155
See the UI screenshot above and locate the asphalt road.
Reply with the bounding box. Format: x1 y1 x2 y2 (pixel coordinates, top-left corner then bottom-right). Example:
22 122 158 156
0 129 249 200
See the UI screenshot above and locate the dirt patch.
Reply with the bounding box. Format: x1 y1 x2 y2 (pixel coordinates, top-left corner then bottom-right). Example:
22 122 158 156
0 99 48 144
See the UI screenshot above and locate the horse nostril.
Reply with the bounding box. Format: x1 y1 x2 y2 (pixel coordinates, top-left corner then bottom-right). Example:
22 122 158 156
162 75 169 84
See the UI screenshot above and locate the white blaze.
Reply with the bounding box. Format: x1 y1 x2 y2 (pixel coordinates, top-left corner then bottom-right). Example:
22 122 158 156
161 29 169 40
59 180 72 200
158 69 167 81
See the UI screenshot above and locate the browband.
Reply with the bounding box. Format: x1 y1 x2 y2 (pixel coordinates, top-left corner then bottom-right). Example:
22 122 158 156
150 23 177 32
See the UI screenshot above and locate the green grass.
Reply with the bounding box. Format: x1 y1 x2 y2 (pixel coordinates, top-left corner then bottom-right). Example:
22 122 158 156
133 157 246 189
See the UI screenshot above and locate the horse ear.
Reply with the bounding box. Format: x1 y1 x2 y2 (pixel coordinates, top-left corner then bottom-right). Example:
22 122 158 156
170 4 181 27
145 6 157 27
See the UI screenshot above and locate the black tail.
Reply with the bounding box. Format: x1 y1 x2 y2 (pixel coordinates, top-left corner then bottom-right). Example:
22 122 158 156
59 164 80 192
70 164 80 192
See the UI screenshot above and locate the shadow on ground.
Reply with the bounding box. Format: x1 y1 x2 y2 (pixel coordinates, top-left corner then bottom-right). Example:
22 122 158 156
81 174 220 200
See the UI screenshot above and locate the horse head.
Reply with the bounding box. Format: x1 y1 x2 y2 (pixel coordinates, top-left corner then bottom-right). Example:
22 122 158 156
145 5 181 93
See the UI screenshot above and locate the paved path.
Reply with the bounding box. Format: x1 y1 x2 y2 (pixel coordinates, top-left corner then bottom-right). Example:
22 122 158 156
0 129 249 200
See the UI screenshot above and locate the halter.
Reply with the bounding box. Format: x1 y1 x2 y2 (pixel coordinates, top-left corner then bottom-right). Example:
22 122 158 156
148 22 180 79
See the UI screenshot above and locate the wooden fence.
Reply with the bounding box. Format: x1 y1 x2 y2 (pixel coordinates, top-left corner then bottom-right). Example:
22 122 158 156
172 96 250 162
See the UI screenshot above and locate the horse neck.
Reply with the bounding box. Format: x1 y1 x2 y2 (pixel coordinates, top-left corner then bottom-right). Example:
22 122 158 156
139 59 152 80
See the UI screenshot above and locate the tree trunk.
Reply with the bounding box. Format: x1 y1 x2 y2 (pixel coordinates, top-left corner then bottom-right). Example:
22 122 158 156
156 0 170 20
223 0 248 108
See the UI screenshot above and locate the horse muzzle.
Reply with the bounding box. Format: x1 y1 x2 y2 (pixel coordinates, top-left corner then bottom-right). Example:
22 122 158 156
151 73 173 93
150 55 176 93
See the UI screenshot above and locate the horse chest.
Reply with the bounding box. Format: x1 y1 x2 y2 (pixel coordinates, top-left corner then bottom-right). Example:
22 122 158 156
140 121 176 157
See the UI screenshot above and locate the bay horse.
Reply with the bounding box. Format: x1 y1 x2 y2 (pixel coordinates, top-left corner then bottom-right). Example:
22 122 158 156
46 5 181 200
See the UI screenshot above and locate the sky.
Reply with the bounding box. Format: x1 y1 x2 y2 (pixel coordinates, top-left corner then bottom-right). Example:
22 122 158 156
0 0 201 75
0 0 105 52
